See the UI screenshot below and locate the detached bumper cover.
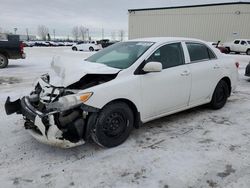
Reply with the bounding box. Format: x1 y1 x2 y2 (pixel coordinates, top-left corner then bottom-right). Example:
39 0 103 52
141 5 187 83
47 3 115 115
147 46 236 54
5 97 85 148
5 97 21 115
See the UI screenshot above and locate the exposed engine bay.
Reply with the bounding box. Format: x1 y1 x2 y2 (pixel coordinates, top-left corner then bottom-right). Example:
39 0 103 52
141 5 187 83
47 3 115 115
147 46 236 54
5 73 117 148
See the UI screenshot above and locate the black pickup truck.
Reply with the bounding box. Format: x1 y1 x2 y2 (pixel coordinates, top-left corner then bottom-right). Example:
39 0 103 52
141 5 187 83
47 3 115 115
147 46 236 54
0 34 25 68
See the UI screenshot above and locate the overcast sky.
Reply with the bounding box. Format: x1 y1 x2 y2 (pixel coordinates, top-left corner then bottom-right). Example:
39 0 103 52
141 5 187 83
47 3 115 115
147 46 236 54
0 0 248 39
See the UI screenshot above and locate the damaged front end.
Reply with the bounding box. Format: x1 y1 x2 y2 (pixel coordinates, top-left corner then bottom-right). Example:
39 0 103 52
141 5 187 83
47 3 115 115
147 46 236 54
5 73 116 148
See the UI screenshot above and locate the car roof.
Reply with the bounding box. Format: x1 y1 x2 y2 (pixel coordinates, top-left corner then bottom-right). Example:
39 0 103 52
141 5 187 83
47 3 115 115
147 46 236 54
129 37 205 43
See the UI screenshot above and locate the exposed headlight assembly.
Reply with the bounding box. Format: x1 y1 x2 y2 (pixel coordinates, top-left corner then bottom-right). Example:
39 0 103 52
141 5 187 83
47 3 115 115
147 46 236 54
47 92 93 111
41 74 50 84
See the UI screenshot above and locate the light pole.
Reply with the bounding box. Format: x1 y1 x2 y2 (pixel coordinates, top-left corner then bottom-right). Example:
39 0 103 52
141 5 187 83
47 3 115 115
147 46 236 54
14 28 18 34
53 29 55 41
102 27 104 40
26 28 29 41
86 29 89 40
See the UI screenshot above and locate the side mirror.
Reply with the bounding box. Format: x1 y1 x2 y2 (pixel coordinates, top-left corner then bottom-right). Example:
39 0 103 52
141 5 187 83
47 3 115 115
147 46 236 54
143 61 162 73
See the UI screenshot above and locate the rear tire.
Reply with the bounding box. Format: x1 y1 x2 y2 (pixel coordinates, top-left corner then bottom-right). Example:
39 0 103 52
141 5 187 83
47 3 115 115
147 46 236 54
225 47 231 53
72 47 77 51
91 102 134 148
0 54 8 69
89 47 94 51
209 80 229 110
247 49 250 55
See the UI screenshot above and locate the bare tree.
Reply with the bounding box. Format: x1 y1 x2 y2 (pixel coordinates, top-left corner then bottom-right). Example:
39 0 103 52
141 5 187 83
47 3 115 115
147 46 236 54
118 30 125 41
37 25 49 40
72 26 79 41
79 26 88 41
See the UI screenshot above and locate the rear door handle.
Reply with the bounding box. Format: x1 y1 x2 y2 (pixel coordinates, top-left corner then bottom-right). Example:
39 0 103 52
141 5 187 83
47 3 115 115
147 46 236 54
214 64 220 69
181 70 190 76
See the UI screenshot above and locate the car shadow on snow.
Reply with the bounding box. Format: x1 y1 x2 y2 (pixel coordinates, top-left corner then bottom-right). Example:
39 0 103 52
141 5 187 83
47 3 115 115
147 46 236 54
6 64 24 68
19 103 233 160
17 105 205 162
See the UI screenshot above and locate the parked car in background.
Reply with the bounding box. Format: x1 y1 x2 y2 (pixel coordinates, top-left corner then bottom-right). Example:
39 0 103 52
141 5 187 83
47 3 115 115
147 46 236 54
5 37 238 148
23 41 35 47
223 39 250 55
64 42 75 46
0 34 26 68
47 41 59 47
245 62 250 77
97 39 117 48
34 41 50 47
209 41 229 54
24 41 75 47
72 41 102 51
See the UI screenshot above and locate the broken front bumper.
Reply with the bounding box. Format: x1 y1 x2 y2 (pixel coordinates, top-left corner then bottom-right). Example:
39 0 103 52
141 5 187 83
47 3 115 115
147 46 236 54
5 97 85 148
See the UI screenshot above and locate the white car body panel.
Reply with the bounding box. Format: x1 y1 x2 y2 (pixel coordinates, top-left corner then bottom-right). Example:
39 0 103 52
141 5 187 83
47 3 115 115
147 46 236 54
50 57 120 87
141 65 191 119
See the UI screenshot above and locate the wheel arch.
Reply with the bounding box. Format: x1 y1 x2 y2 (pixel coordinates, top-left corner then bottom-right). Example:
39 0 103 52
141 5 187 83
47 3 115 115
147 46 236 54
103 98 142 128
220 77 231 96
0 51 9 58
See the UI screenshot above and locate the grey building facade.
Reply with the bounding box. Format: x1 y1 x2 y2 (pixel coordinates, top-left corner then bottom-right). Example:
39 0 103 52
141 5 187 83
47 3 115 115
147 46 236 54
128 2 250 42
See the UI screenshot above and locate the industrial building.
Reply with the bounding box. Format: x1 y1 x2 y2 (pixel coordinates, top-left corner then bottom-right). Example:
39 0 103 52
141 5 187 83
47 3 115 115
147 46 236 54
128 2 250 42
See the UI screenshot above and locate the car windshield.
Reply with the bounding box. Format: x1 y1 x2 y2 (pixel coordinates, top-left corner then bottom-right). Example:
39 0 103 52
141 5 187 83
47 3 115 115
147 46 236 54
86 41 154 69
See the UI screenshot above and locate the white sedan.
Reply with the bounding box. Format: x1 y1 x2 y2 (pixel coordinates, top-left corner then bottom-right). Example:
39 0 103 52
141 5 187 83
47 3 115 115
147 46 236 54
5 37 238 148
72 41 102 51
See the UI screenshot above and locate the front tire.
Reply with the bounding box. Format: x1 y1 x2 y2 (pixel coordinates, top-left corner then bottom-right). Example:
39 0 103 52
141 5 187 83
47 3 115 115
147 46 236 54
72 47 77 51
209 80 229 110
0 54 8 69
89 47 94 51
91 102 134 148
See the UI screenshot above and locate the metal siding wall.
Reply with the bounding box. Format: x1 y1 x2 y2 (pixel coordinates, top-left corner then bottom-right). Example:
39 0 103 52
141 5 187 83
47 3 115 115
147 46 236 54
128 4 250 42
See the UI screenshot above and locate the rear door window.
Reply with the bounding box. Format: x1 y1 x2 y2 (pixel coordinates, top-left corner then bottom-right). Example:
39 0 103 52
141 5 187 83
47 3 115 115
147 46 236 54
186 43 216 62
241 41 247 45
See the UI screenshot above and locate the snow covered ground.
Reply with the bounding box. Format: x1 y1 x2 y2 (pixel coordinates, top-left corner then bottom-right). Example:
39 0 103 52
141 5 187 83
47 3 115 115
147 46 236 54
0 47 250 188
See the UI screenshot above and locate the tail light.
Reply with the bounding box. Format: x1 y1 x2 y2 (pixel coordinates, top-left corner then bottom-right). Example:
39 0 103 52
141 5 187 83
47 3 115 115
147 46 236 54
20 42 24 54
235 62 239 69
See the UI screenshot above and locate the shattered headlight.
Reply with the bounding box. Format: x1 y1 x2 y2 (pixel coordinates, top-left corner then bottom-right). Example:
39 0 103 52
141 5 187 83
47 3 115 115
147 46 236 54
47 92 93 111
41 74 50 84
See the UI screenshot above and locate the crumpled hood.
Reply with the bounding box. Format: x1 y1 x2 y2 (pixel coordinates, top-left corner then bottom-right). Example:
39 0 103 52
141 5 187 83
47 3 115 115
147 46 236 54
49 57 121 87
